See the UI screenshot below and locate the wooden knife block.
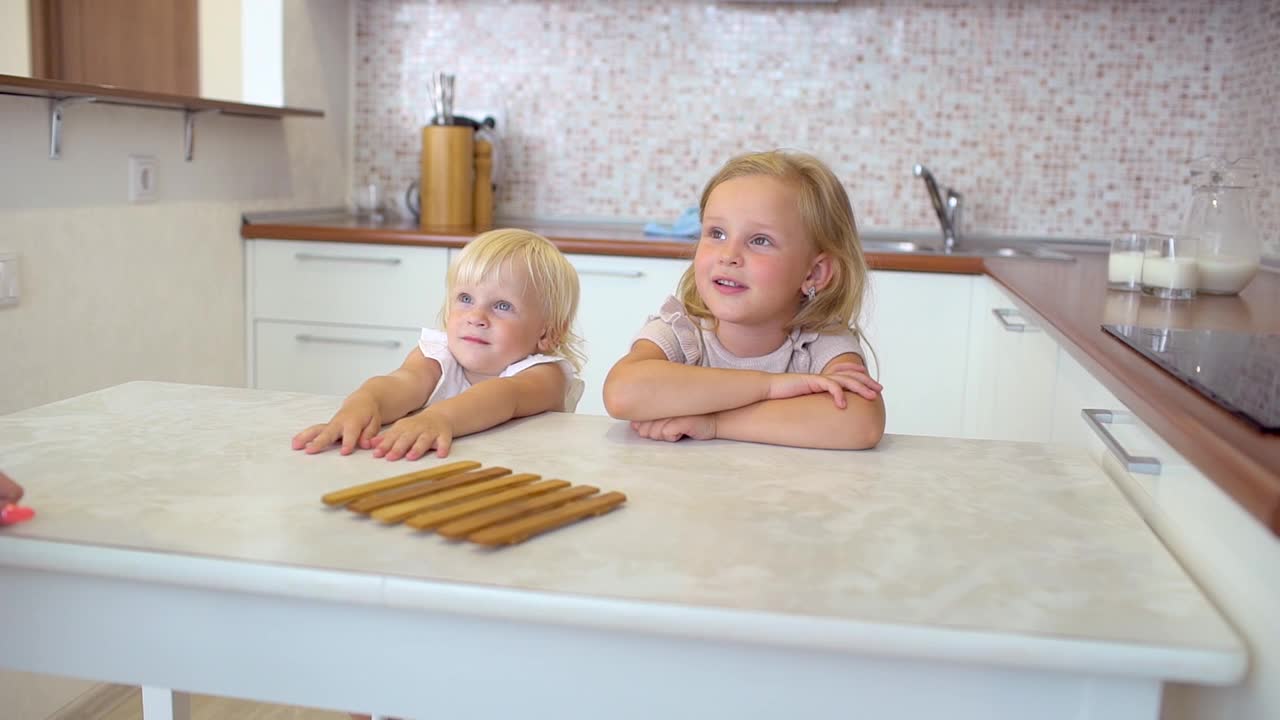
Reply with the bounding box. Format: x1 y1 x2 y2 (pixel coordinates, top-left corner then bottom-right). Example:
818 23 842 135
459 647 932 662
420 126 474 229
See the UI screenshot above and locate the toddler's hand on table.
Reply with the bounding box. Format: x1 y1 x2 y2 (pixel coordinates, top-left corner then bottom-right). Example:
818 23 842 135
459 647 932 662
291 394 382 456
823 362 883 401
766 372 869 408
371 411 455 460
0 471 23 505
630 414 717 443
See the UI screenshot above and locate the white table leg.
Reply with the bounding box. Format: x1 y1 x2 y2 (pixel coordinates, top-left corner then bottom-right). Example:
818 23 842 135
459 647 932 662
141 687 191 720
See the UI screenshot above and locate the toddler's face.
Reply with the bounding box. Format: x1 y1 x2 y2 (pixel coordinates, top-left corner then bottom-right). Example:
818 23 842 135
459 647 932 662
446 262 550 377
695 175 815 330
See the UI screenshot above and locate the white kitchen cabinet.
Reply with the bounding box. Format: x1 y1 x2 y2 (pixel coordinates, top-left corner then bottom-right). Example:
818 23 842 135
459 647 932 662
566 253 689 416
254 321 422 396
1054 365 1280 720
859 271 976 437
1038 329 1280 720
963 279 1059 441
251 239 448 328
251 241 686 414
246 239 449 395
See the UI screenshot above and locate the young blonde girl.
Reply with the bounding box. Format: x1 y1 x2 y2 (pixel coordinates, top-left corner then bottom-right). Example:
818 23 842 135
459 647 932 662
293 229 585 461
603 150 885 449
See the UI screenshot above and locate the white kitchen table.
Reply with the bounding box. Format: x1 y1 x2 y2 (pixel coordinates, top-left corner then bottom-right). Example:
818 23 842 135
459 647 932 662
0 382 1244 719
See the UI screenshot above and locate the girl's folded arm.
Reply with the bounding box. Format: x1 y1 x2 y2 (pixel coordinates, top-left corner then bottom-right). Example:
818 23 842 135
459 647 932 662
603 340 770 421
428 362 568 437
713 352 886 450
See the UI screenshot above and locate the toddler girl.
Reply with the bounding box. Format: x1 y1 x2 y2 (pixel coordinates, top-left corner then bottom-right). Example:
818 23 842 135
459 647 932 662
293 229 584 460
604 150 885 449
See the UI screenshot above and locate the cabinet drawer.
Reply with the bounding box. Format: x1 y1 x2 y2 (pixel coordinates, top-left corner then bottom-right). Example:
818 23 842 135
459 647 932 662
250 240 449 328
254 320 421 396
565 253 689 416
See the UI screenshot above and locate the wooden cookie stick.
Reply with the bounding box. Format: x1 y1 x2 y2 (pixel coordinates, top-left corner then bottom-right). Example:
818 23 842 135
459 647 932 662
321 460 480 506
469 492 628 546
347 467 511 514
405 479 571 531
435 485 601 539
371 473 541 524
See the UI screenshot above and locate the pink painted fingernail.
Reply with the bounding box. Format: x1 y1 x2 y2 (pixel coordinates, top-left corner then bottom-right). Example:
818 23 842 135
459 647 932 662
1 504 35 525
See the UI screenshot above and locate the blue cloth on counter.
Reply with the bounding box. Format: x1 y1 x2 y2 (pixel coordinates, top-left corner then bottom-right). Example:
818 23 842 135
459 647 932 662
644 207 701 238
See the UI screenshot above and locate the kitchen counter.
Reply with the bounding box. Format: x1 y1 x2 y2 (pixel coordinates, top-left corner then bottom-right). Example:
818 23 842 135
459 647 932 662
241 214 1280 536
0 382 1245 719
984 252 1280 535
240 212 987 274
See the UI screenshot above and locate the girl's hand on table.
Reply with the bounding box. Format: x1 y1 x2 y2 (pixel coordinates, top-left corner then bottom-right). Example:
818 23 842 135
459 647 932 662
0 471 33 525
371 410 456 460
291 393 382 455
631 414 717 442
0 471 23 505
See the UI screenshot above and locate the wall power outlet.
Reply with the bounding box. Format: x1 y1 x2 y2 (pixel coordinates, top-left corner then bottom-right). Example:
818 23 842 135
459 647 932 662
128 155 158 203
0 252 20 307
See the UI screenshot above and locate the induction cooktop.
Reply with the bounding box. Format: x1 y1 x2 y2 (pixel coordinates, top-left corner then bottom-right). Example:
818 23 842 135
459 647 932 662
1102 324 1280 433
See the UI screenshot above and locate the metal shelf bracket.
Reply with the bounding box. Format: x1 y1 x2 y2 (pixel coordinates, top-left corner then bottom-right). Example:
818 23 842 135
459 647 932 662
49 96 98 159
183 109 221 162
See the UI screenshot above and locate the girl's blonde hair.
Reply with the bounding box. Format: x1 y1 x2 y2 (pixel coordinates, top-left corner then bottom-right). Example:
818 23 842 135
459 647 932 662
676 150 870 336
443 229 585 371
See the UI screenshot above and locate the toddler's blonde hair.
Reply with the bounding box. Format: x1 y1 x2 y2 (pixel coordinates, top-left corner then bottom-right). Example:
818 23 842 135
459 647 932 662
676 150 870 336
443 229 585 371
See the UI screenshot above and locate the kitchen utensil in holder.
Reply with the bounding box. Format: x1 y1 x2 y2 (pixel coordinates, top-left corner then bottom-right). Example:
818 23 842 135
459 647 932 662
321 460 627 546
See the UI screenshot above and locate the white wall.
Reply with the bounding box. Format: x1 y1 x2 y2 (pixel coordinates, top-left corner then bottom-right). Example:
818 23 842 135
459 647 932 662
199 0 285 106
0 0 31 76
243 0 285 106
199 0 244 102
0 1 349 416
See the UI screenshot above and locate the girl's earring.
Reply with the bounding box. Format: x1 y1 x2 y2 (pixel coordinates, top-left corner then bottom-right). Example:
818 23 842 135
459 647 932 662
805 286 817 302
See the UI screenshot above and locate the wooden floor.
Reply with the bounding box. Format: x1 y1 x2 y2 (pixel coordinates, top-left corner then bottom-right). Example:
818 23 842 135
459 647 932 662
98 689 347 720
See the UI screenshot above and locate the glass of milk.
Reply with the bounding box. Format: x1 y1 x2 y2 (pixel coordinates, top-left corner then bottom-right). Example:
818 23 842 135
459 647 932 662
1107 231 1146 291
1141 233 1198 300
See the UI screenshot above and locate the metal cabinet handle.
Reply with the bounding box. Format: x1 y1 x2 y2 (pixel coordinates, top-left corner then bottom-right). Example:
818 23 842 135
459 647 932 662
992 307 1037 333
294 252 402 266
576 268 645 278
295 334 402 350
1081 409 1161 475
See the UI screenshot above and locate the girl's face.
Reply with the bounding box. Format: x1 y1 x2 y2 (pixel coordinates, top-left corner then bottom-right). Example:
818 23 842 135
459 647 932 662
695 174 818 331
446 261 551 377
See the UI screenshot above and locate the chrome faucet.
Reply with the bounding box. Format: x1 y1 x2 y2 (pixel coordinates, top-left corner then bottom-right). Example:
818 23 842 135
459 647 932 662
913 164 963 253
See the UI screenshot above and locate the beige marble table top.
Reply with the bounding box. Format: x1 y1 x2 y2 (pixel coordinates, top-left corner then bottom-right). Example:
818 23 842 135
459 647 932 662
0 382 1245 682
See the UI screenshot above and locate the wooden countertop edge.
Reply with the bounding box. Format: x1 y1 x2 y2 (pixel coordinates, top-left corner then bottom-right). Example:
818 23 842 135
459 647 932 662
984 262 1280 535
240 226 1275 534
240 222 985 271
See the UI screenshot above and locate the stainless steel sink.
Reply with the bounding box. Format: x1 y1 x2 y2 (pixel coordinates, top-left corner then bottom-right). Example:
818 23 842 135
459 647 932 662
861 237 1074 261
861 240 938 254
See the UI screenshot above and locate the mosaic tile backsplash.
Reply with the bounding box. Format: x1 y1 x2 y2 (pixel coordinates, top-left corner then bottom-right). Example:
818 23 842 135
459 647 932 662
354 0 1279 252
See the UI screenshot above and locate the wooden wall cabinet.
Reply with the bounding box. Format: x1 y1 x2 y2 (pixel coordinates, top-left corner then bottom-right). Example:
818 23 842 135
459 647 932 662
30 0 198 96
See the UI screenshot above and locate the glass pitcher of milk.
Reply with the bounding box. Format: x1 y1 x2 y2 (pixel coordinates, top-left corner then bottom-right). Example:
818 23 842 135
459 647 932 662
1182 156 1262 295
